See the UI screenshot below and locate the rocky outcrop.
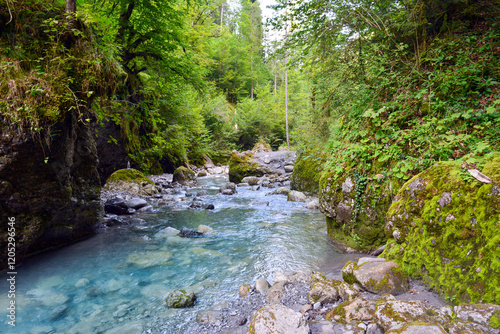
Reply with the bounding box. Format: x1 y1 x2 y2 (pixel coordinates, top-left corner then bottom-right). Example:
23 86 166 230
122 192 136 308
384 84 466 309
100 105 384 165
319 171 398 252
228 149 296 184
383 154 500 304
0 113 102 270
102 169 158 196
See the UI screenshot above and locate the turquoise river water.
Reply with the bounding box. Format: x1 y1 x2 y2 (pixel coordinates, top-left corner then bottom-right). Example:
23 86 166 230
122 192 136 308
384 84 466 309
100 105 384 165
0 175 347 334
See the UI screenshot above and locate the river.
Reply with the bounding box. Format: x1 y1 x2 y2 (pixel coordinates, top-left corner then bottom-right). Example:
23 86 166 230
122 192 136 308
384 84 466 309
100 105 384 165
0 175 348 334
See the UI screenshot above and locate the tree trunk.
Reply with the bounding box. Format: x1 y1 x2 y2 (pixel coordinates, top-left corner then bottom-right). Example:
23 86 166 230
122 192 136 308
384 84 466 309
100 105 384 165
285 57 289 149
66 0 76 13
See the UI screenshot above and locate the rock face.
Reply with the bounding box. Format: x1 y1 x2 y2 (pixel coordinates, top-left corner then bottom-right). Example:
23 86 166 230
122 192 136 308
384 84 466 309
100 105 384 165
0 113 102 270
172 166 197 186
383 154 500 304
94 120 130 184
165 289 196 308
342 258 409 295
103 169 158 196
248 304 309 334
319 171 397 252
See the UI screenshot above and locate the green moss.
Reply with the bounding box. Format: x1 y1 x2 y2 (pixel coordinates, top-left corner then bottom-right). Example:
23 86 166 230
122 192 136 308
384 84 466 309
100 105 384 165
342 261 360 284
228 151 262 183
325 300 350 323
489 311 500 329
384 153 500 304
290 151 326 193
106 168 153 185
172 166 196 183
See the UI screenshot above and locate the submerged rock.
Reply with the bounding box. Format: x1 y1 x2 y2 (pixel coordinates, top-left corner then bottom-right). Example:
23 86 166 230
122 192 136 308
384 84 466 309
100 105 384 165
179 227 203 238
219 182 237 195
189 201 214 210
248 304 309 334
165 289 196 308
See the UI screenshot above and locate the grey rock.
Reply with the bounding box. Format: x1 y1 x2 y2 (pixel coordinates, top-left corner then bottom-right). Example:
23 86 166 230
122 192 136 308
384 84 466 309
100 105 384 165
179 227 203 238
342 177 355 194
288 190 307 202
219 182 237 195
197 225 214 234
358 257 386 266
104 197 129 215
437 191 453 208
126 197 148 210
196 190 208 196
265 281 287 304
241 176 260 185
366 323 384 334
249 304 309 334
284 165 294 173
255 279 270 295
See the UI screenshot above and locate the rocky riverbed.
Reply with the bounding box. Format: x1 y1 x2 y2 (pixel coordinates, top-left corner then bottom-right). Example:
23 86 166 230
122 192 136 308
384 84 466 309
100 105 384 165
95 159 499 334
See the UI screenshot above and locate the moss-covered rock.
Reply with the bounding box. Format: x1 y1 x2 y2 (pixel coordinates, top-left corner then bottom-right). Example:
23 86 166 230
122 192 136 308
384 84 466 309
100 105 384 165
319 170 398 252
172 166 197 186
308 272 360 305
290 151 326 194
383 153 500 304
248 304 309 334
103 169 158 196
164 289 196 308
228 151 263 183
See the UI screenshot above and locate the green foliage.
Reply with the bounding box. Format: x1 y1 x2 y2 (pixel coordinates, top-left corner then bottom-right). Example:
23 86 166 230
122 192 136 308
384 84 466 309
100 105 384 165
0 1 122 134
272 0 500 184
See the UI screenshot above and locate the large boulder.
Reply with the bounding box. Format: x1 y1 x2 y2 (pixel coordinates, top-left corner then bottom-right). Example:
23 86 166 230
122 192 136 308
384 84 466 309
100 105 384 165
319 171 398 252
248 304 309 334
164 289 196 308
383 153 500 304
342 258 409 295
0 113 102 270
103 169 158 196
290 151 326 194
172 166 197 186
229 151 265 184
288 190 307 202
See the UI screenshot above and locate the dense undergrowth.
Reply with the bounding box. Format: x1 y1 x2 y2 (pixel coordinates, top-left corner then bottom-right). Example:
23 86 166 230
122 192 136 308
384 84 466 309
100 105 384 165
282 0 500 184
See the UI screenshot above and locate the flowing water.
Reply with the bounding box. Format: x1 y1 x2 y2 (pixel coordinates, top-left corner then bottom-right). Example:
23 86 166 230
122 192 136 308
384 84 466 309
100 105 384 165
0 175 345 334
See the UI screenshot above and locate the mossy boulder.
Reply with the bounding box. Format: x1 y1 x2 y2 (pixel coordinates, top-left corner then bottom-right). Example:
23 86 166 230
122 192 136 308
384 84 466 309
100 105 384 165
383 153 500 304
290 151 326 194
325 297 377 324
172 166 197 186
228 151 264 183
319 171 398 252
164 289 196 308
341 258 409 295
103 169 158 196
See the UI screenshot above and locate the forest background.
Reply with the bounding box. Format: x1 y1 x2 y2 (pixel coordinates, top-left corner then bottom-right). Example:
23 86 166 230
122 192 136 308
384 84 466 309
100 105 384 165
1 0 499 180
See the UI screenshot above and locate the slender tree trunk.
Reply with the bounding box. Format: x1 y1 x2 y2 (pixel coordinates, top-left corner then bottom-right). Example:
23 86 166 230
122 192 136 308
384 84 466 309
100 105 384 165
274 59 277 103
220 5 224 34
66 0 76 13
285 57 289 149
250 10 254 100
